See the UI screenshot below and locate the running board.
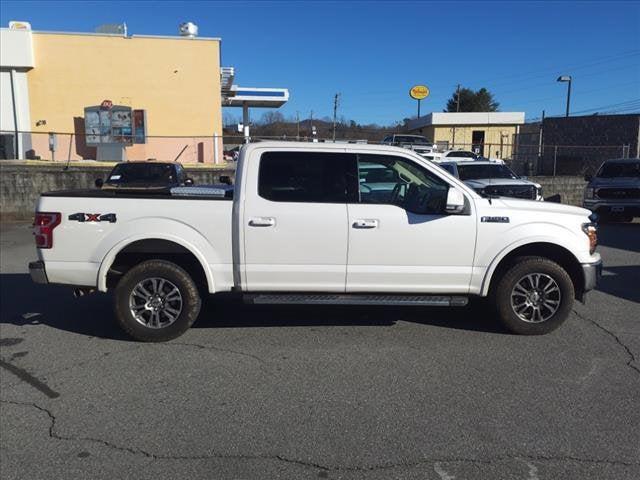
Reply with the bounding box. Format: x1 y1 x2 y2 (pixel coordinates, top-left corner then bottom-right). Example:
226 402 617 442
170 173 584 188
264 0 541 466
245 294 468 307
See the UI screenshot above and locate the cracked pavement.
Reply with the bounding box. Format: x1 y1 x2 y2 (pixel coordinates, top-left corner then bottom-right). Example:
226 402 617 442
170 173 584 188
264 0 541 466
1 221 639 479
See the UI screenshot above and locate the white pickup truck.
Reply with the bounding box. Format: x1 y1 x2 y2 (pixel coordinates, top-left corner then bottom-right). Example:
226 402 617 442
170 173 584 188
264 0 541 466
30 142 602 341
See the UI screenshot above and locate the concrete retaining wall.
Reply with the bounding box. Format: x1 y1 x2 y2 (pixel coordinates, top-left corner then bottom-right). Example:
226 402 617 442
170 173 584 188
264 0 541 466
0 162 586 220
530 176 586 206
0 162 235 220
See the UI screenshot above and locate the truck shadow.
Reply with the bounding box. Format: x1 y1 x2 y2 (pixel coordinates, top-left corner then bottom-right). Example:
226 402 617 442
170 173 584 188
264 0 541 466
195 296 505 333
0 274 505 341
597 265 640 303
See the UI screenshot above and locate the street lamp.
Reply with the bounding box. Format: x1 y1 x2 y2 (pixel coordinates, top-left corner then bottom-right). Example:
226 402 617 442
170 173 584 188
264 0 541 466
557 75 572 117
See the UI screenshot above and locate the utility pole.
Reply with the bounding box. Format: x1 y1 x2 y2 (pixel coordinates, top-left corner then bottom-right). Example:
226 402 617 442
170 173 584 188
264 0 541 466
332 93 340 142
296 111 300 141
310 110 317 142
452 84 461 148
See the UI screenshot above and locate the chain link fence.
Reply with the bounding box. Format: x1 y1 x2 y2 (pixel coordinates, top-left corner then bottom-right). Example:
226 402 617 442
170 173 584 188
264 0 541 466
0 131 227 164
1 130 635 176
511 143 633 176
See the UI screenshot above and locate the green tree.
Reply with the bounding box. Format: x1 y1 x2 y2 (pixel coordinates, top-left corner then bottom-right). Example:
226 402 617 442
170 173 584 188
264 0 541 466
445 87 500 112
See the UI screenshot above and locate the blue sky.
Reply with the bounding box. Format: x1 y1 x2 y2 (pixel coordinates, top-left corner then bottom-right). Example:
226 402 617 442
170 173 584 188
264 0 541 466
2 0 639 125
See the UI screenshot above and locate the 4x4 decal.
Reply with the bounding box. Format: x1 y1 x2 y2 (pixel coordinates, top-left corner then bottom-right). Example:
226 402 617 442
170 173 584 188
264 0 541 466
68 213 117 223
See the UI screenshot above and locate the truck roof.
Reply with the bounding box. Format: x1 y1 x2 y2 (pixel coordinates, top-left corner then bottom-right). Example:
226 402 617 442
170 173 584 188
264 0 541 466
241 141 419 156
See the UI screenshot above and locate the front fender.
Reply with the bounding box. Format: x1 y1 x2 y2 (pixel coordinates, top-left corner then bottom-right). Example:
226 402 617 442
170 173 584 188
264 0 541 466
95 217 218 293
476 222 589 296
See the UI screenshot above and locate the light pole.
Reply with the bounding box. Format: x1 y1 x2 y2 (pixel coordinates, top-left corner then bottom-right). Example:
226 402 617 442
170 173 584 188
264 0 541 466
557 75 572 117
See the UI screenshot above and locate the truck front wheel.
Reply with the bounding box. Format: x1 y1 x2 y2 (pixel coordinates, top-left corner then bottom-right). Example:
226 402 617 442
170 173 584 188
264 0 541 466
493 257 575 335
114 260 202 342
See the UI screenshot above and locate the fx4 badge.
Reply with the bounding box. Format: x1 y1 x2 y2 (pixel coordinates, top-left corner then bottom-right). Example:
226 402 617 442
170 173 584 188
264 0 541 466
481 216 510 223
68 213 117 223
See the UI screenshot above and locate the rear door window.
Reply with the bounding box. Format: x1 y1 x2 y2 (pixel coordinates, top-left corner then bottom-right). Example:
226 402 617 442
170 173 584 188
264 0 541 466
258 151 356 203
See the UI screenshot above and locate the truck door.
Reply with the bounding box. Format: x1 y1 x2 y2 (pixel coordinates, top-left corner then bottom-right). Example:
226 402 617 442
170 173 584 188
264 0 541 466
347 153 476 293
242 150 353 291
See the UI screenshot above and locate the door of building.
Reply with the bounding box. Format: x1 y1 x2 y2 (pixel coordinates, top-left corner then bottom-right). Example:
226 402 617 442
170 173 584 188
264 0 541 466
472 130 485 156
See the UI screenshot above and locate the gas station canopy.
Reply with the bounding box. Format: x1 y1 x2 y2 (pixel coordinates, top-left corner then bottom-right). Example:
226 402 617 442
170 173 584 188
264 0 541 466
223 86 289 108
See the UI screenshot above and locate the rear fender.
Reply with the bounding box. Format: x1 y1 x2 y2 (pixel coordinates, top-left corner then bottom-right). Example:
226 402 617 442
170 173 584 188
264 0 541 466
96 218 217 293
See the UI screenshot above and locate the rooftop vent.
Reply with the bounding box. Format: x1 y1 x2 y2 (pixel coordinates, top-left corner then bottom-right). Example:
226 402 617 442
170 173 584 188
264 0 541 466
95 23 127 36
179 22 198 38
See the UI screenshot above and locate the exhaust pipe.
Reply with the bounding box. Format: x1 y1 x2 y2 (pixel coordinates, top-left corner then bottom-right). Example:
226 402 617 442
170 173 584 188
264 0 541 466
73 288 95 298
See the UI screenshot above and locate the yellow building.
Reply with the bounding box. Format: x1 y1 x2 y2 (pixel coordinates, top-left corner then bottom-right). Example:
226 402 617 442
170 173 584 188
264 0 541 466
1 23 223 162
407 112 525 160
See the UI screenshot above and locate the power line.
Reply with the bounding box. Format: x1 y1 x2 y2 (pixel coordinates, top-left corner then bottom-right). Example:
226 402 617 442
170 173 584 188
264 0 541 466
469 50 640 89
541 98 640 118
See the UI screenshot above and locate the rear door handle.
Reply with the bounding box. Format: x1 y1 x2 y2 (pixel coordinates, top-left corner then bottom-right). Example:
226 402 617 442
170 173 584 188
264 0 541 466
248 217 276 227
352 219 379 229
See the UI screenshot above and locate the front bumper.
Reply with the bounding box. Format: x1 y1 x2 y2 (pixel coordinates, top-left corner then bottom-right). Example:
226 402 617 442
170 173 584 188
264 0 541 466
29 261 49 284
583 199 640 217
581 259 602 296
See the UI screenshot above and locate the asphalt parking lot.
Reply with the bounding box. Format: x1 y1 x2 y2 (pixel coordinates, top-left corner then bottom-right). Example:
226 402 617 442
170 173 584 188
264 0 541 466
1 221 639 480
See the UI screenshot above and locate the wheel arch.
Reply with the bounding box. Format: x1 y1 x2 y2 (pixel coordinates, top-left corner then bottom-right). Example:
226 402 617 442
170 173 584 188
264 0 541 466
482 242 584 300
98 235 215 294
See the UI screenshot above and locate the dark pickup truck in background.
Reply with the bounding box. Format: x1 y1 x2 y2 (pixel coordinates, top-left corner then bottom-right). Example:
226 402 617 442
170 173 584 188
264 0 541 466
95 161 195 191
583 158 640 222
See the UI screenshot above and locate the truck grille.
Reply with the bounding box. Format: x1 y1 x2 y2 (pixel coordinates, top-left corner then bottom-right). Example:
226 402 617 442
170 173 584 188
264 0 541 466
596 188 640 199
485 184 537 200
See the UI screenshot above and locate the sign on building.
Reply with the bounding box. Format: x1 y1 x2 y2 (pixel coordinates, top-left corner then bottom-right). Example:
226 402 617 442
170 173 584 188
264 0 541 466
84 100 146 145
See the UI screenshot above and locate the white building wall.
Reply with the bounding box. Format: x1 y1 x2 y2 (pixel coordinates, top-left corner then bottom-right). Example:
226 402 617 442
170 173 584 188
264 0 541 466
0 70 33 159
0 28 35 159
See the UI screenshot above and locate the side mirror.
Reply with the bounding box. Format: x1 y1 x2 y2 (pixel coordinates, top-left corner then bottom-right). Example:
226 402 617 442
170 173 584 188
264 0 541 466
219 175 232 185
94 178 104 188
584 174 593 182
445 187 465 214
184 177 194 186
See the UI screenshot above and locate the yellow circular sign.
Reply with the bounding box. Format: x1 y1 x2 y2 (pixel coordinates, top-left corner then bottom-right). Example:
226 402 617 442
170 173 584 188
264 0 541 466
410 85 430 100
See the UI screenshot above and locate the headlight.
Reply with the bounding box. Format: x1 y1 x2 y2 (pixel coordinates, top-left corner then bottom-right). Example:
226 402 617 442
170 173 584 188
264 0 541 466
582 222 598 254
584 187 594 199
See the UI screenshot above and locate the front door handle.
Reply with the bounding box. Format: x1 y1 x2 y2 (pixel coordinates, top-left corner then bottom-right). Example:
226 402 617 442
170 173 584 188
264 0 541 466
249 217 276 227
352 219 379 229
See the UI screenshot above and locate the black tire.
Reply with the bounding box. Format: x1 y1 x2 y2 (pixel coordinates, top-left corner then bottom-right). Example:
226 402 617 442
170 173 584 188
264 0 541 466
114 260 202 342
492 256 574 335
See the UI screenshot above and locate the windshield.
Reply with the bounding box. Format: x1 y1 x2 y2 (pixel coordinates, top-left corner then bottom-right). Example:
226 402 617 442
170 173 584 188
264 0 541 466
597 161 640 178
107 163 177 185
457 164 518 180
394 135 429 144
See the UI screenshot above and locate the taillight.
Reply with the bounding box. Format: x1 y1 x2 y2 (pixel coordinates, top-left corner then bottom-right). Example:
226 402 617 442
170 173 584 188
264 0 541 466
33 212 61 249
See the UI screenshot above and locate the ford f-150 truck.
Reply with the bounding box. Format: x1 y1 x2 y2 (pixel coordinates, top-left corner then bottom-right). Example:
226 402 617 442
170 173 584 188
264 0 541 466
29 142 602 341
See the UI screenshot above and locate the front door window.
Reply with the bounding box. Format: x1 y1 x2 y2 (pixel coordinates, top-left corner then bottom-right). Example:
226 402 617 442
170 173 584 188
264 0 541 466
357 154 449 215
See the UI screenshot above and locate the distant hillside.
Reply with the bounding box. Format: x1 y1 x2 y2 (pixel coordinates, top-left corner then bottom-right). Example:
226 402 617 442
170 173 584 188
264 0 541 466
223 112 412 143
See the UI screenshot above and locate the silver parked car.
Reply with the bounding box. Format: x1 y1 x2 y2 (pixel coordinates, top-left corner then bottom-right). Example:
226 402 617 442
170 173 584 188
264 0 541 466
439 160 543 201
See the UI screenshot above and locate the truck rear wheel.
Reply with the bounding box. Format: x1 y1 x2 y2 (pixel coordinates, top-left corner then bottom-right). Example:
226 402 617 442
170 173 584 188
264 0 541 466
493 256 574 335
114 260 202 342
